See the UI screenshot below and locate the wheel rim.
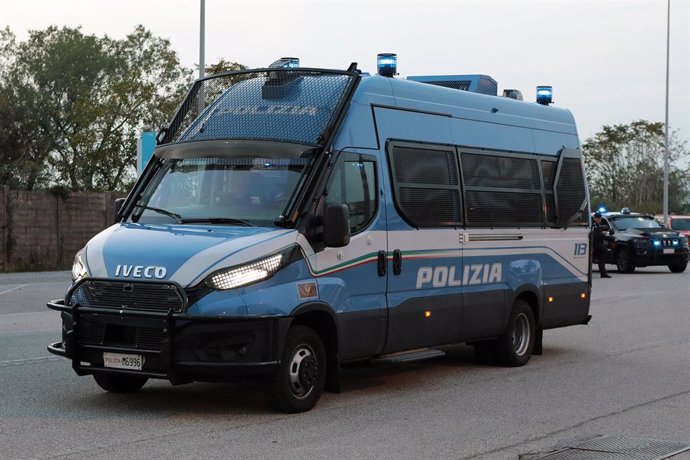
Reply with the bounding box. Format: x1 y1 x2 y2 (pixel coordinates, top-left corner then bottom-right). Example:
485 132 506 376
511 313 531 356
617 251 629 270
288 343 319 399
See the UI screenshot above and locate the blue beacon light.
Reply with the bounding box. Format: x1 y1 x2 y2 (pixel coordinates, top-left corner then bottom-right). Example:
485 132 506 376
536 85 553 105
377 53 397 77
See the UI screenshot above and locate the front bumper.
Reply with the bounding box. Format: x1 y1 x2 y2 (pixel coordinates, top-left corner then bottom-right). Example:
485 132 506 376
47 299 291 383
631 247 689 266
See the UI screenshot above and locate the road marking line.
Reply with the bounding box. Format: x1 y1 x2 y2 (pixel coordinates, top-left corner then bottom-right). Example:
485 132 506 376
0 356 61 368
0 284 27 296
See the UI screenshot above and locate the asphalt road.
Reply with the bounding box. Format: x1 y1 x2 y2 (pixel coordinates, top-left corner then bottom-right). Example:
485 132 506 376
1 267 690 460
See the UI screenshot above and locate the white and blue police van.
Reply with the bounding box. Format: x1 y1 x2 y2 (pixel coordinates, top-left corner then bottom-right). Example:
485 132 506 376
48 55 592 412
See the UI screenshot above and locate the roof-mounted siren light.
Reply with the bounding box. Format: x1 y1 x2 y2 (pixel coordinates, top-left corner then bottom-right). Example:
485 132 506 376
502 89 523 101
536 85 553 105
269 57 300 69
377 53 397 77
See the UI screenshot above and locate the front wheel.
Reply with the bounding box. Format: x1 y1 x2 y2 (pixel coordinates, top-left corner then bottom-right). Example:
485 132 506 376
266 325 327 413
616 247 636 273
669 260 688 273
493 300 536 367
93 373 148 393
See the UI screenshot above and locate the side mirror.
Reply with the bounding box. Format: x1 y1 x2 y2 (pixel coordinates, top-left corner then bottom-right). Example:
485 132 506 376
323 204 351 248
114 198 126 223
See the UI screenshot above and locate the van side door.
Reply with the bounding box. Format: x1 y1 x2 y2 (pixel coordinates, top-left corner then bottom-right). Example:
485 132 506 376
383 141 465 353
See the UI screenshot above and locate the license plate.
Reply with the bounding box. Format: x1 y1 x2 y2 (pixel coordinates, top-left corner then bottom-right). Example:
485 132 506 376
103 352 144 370
663 248 675 254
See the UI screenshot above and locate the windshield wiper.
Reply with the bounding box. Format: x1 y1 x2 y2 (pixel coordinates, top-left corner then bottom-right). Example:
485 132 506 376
180 217 254 227
134 205 182 223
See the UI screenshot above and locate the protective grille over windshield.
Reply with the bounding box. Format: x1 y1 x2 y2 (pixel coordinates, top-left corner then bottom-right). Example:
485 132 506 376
165 69 355 146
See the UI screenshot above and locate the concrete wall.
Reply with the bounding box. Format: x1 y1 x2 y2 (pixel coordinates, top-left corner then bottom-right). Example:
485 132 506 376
0 186 127 272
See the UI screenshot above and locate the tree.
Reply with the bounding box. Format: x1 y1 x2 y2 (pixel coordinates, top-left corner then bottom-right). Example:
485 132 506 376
203 59 247 75
583 120 690 213
0 26 193 191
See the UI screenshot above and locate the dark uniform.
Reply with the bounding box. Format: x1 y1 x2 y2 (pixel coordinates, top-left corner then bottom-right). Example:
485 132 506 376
592 213 611 278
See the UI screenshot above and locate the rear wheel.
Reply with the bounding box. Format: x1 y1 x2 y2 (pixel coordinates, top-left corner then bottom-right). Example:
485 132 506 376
616 247 635 273
492 300 535 367
266 325 326 413
669 260 688 273
93 373 148 393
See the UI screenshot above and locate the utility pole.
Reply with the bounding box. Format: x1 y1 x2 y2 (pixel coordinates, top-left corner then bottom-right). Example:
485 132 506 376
200 0 205 80
663 0 670 225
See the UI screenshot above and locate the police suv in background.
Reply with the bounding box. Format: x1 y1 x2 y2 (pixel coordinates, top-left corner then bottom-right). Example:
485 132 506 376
596 208 689 273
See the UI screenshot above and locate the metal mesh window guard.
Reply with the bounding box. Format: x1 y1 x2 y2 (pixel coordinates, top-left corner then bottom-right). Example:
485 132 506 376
164 69 355 146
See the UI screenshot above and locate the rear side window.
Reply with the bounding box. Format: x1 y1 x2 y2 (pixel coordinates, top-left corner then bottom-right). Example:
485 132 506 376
388 143 462 227
553 155 588 226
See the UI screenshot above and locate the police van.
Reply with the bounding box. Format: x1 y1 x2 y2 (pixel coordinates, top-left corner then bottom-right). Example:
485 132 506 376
48 55 592 413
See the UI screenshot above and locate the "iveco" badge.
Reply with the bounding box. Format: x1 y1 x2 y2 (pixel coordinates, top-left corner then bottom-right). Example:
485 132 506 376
114 265 167 279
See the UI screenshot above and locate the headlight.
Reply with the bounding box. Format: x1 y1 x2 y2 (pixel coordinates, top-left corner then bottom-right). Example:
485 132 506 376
71 249 88 281
208 253 284 291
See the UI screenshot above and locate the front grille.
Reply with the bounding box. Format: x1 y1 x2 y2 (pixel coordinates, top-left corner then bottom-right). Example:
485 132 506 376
79 318 166 350
69 280 185 313
653 239 676 249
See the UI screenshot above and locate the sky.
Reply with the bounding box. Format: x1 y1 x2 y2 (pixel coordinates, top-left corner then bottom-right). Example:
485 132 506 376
2 0 689 156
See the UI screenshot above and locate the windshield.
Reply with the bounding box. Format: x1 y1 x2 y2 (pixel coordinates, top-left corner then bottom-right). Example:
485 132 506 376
611 216 662 231
132 154 313 227
670 218 690 231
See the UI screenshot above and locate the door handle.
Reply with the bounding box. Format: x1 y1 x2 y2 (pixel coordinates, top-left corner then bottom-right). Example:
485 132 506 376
393 249 402 275
377 250 386 277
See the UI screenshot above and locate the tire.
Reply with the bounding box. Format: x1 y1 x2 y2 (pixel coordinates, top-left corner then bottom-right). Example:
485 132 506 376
93 373 148 393
616 247 635 273
266 325 327 413
492 300 536 367
669 260 688 273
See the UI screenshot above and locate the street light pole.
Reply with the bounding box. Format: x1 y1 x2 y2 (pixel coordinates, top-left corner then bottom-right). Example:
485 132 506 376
199 0 205 80
663 0 670 225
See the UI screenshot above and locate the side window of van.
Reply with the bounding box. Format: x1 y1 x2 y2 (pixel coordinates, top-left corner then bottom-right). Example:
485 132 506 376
461 152 544 227
388 143 463 228
325 156 377 234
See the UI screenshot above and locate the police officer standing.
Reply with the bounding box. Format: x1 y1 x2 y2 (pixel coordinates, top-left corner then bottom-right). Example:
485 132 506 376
592 212 611 278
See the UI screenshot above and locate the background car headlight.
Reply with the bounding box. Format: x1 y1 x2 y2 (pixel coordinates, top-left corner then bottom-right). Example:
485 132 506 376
71 249 88 281
208 253 284 291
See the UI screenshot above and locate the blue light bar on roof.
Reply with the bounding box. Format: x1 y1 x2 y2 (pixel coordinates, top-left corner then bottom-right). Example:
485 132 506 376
377 53 397 77
536 85 553 105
